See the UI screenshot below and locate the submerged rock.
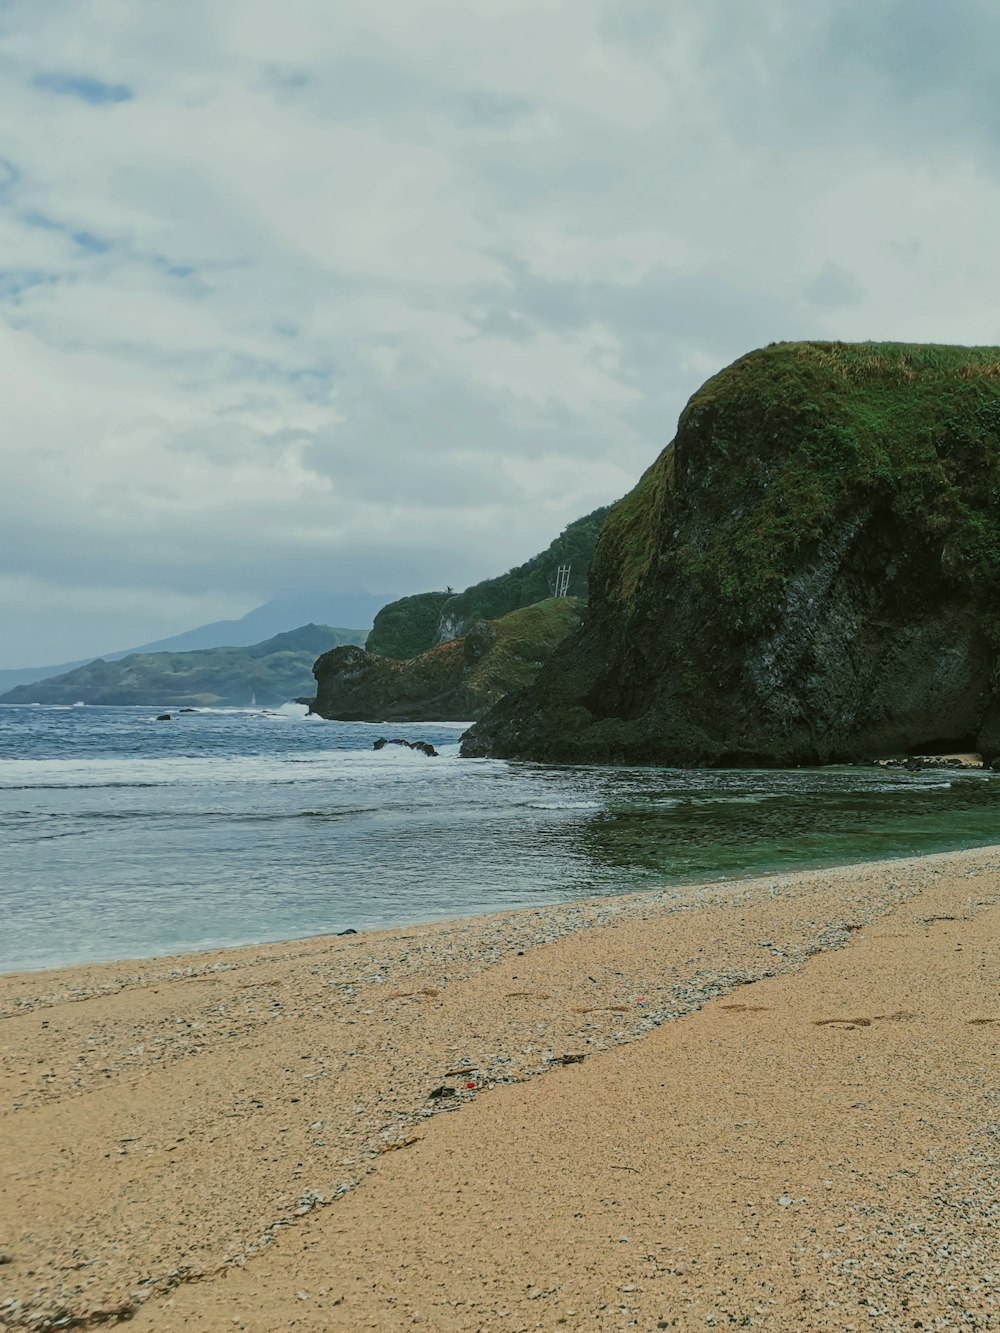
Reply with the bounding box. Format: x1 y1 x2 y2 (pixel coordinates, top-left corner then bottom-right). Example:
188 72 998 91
464 341 1000 766
373 738 439 757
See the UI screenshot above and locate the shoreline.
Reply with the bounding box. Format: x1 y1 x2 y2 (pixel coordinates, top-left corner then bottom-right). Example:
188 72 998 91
5 832 1000 982
3 844 999 1329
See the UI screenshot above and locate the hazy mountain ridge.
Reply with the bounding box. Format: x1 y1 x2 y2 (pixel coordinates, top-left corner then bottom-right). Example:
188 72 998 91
0 592 390 693
1 625 365 707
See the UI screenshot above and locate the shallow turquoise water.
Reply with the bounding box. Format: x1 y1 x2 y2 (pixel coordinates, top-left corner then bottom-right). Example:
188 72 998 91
2 703 997 972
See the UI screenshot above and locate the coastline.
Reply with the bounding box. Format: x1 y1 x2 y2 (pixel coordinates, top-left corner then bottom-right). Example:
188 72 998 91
6 819 1000 980
2 845 999 1328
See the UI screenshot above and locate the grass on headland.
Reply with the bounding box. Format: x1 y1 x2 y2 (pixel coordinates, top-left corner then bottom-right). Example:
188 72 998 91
596 341 1000 638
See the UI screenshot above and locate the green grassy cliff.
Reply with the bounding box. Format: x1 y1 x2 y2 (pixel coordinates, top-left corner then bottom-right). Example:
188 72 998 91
365 506 611 658
464 342 1000 765
362 592 454 661
312 599 583 722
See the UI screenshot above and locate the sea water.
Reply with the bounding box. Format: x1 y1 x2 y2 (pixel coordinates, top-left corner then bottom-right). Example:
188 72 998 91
2 703 999 973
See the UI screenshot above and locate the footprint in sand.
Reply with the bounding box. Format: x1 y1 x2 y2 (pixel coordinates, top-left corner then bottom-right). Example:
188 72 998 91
814 1017 872 1028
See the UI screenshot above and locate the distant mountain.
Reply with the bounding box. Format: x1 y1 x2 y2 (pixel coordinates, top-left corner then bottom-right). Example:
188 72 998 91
128 592 391 655
0 659 93 694
0 625 365 707
0 591 391 694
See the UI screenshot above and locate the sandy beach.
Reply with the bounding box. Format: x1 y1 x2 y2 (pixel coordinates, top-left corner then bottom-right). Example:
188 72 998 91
2 848 998 1330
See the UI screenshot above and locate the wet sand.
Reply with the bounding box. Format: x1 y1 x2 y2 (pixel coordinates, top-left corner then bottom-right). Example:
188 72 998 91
2 848 998 1330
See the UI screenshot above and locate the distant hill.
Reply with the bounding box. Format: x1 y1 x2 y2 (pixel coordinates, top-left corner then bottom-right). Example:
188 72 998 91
365 506 612 659
0 625 365 707
0 591 390 694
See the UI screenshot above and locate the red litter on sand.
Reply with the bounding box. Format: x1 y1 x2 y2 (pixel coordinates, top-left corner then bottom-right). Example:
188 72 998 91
466 1081 477 1089
636 997 646 1004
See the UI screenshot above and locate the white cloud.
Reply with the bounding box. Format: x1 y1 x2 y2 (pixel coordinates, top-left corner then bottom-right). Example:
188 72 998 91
1 0 999 663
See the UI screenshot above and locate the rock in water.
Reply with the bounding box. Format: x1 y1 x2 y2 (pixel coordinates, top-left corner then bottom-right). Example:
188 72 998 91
372 738 439 756
463 341 1000 766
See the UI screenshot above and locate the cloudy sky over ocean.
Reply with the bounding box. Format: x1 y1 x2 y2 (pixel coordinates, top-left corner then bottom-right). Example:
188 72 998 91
2 0 998 665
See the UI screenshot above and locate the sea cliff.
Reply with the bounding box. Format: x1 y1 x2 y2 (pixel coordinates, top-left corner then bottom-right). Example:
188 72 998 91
312 598 582 722
463 341 1000 765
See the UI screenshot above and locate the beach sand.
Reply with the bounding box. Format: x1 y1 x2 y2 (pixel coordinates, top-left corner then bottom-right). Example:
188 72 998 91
1 848 998 1330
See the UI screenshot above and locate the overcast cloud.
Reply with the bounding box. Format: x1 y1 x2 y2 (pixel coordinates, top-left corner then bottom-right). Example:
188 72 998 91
2 0 999 664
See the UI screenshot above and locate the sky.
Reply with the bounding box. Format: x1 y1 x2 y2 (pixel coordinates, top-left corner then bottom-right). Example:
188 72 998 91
2 0 1000 666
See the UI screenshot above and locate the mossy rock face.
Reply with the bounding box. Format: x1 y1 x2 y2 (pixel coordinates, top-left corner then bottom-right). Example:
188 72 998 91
463 341 1000 765
312 599 583 722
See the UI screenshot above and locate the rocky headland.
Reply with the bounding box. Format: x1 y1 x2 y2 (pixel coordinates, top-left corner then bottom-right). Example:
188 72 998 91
311 598 582 722
464 341 1000 766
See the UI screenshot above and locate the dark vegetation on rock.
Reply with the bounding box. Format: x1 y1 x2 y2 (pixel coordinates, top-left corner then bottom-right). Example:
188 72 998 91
365 507 610 659
312 599 583 722
463 342 1000 766
1 625 365 707
364 591 453 662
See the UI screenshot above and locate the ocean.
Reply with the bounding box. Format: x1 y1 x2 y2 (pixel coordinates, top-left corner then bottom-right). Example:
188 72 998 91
3 703 999 974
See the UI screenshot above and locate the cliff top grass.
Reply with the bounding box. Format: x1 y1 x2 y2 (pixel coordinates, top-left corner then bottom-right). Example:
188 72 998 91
597 340 1000 632
467 597 583 700
366 506 610 659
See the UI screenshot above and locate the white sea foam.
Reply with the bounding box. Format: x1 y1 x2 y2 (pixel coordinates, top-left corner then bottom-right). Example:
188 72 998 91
0 746 462 790
526 799 604 811
689 794 770 805
269 702 313 720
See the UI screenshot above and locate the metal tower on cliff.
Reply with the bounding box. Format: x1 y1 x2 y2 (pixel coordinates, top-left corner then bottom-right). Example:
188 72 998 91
554 564 571 598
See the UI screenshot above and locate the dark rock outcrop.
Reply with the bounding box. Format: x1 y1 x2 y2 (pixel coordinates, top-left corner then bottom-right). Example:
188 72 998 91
463 342 1000 766
312 599 583 722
